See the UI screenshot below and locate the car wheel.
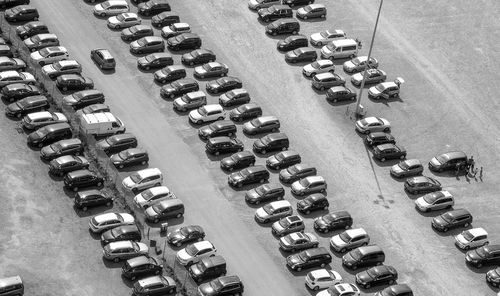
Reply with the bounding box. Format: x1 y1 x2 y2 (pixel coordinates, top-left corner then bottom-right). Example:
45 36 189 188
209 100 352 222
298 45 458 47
400 155 406 159
261 149 266 154
443 227 449 232
63 86 68 91
277 195 284 200
37 143 44 148
115 25 120 29
365 284 371 289
320 263 326 268
254 200 260 205
464 245 470 250
176 213 182 218
16 113 22 118
82 206 88 212
118 164 124 169
320 86 325 91
321 14 326 18
313 286 319 291
352 265 357 270
296 267 302 271
73 187 78 192
170 94 175 99
218 117 224 121
464 222 470 227
215 151 220 156
154 218 159 223
274 165 280 170
168 289 174 294
362 242 368 246
237 183 243 188
100 13 106 17
33 16 38 21
99 64 103 69
145 66 150 70
196 120 203 124
131 275 136 280
339 248 345 253
323 206 328 210
303 16 308 20
113 257 120 263
263 219 269 223
97 182 102 187
106 201 112 207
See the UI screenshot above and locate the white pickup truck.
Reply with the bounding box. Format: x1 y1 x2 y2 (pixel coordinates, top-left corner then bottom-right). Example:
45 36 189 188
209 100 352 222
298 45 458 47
79 112 125 136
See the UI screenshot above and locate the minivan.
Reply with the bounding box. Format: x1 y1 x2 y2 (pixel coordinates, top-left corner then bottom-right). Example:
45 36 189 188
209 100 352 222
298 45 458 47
343 245 385 270
229 103 262 122
27 122 72 148
0 275 23 296
145 199 184 223
266 19 300 36
428 151 468 172
253 132 289 154
321 38 362 60
258 5 293 22
189 255 227 283
173 90 206 112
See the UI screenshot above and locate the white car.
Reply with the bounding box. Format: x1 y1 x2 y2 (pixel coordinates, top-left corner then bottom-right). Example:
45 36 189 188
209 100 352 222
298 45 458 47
455 228 488 250
134 186 175 209
355 116 390 134
291 176 327 196
351 69 387 86
330 228 370 253
305 269 343 291
161 23 191 39
343 56 379 73
317 283 360 296
22 111 68 130
309 29 346 47
107 12 141 29
89 212 135 233
94 0 129 17
0 70 35 88
368 78 404 100
255 200 292 224
415 190 454 212
30 46 68 66
42 60 82 79
122 168 163 192
188 104 226 124
176 240 217 266
302 59 335 77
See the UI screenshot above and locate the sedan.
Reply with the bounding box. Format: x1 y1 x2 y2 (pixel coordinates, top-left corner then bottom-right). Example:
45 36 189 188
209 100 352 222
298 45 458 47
279 232 319 252
181 49 216 66
325 86 356 103
56 74 94 91
311 73 345 91
330 228 369 253
245 183 285 205
302 59 335 77
355 116 390 134
0 56 26 72
390 159 424 178
351 69 387 86
121 24 154 41
48 155 89 176
372 144 406 162
176 240 217 266
317 283 360 296
305 269 343 291
110 148 149 169
89 212 135 233
309 29 346 47
107 13 141 29
206 76 242 94
404 176 442 194
130 36 165 54
194 62 229 79
0 71 36 88
343 56 379 73
415 190 454 212
167 225 205 247
188 104 226 124
355 265 398 289
220 151 256 171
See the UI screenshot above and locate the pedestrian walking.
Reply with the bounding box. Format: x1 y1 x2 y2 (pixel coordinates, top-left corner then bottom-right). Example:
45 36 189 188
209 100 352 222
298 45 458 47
467 156 475 173
455 163 461 177
479 166 483 179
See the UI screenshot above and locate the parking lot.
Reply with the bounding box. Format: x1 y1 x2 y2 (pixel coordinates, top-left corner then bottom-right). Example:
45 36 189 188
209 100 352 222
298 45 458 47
1 0 499 295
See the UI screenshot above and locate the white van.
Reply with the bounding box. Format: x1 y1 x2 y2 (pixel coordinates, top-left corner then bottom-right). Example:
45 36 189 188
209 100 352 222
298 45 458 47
93 0 129 17
320 38 362 60
79 112 125 136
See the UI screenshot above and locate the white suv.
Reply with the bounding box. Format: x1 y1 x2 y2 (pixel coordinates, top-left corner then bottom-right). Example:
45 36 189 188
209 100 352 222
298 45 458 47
122 168 163 192
134 186 175 209
30 46 69 66
455 228 489 250
188 104 226 124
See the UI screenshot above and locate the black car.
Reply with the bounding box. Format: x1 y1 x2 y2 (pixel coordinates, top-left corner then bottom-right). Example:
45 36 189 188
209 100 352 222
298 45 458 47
16 21 49 40
206 76 242 94
40 138 84 161
219 88 250 107
431 208 473 232
160 78 199 99
466 245 500 268
110 148 149 169
229 103 263 122
64 169 104 192
228 165 270 188
198 120 237 140
49 155 89 176
285 47 317 63
326 86 357 103
282 0 314 7
121 24 154 41
74 189 113 211
137 0 171 16
245 183 285 205
167 33 202 51
166 225 205 247
266 150 301 170
5 5 39 22
122 256 163 281
2 83 41 102
154 65 186 83
137 52 173 70
314 211 353 233
90 48 116 70
0 0 30 9
151 12 179 28
364 132 395 147
79 103 110 114
279 164 317 183
56 74 94 91
181 49 216 66
5 95 49 118
27 122 72 148
220 151 255 171
297 193 329 214
487 267 500 287
373 144 406 162
355 265 398 289
96 133 138 154
286 247 332 271
198 276 244 296
258 4 293 22
62 90 105 110
277 35 308 52
404 176 442 194
101 224 141 245
206 136 244 156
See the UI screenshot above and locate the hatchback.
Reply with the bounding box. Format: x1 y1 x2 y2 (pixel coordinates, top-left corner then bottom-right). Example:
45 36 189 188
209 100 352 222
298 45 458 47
404 176 441 194
286 47 318 64
161 22 191 39
42 60 82 79
355 265 398 289
309 29 346 47
0 56 26 72
466 245 500 268
110 148 149 169
107 12 140 29
194 62 229 79
176 240 217 266
22 111 67 130
277 35 308 52
64 169 104 192
121 24 154 41
90 48 116 70
16 21 48 40
220 151 255 171
1 83 40 102
137 0 171 16
219 88 251 107
258 4 293 22
160 78 199 99
74 189 113 211
330 228 370 253
312 72 345 90
137 52 173 70
428 151 468 173
103 240 149 262
373 144 406 162
205 136 244 156
326 86 356 102
130 36 164 54
167 225 206 247
266 150 301 170
206 76 242 94
305 269 342 291
297 4 327 19
30 46 68 66
265 18 300 36
151 12 179 28
122 256 162 281
415 190 454 212
286 247 332 272
291 176 327 196
122 168 163 192
245 183 285 205
248 0 280 10
89 212 135 233
243 115 280 135
197 275 243 296
302 59 335 77
181 48 216 66
279 164 317 183
23 33 58 52
49 155 89 176
455 228 488 250
5 5 39 22
198 120 237 140
189 104 226 124
101 224 141 245
173 90 206 111
96 133 138 154
364 132 395 147
279 232 319 252
272 215 305 237
431 209 472 232
154 65 186 83
0 71 36 88
297 193 329 214
40 138 83 161
229 103 263 122
314 211 353 233
167 33 202 51
390 159 423 178
134 186 175 209
343 245 385 270
228 165 270 188
254 200 292 223
56 74 94 91
5 95 49 118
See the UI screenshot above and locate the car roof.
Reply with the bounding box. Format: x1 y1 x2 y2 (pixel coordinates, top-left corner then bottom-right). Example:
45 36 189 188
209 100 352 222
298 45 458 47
303 175 325 183
137 167 162 178
202 104 223 113
245 165 267 173
77 189 103 198
370 265 397 275
183 225 204 233
27 111 52 120
107 0 128 5
277 150 299 158
346 228 367 237
155 198 183 207
67 169 95 178
483 244 500 253
377 143 397 150
335 283 358 293
208 136 232 144
290 164 313 172
146 186 171 195
122 148 146 155
108 133 136 141
444 208 471 218
56 60 79 67
329 210 351 219
466 227 487 237
356 244 383 255
0 70 21 78
285 215 302 223
33 33 56 40
307 3 326 9
94 48 114 59
166 65 184 72
304 246 328 256
0 276 22 288
23 95 47 104
108 240 134 250
137 275 167 287
264 132 287 141
386 284 412 294
42 122 71 131
310 269 332 279
56 138 82 146
306 193 326 202
211 120 234 129
172 22 190 29
216 275 241 286
259 183 283 191
402 158 421 167
149 52 172 59
127 255 151 267
143 36 163 42
120 12 137 18
269 200 291 209
314 72 334 80
44 46 67 53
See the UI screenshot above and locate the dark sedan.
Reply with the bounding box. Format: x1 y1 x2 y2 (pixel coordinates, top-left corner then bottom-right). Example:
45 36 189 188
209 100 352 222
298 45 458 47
206 76 242 94
325 86 356 103
110 148 149 169
121 25 154 42
220 151 255 171
467 245 500 268
404 176 442 194
181 48 216 66
56 74 94 91
167 225 205 247
74 189 113 211
266 150 301 170
372 144 406 162
355 265 398 289
245 183 285 205
49 155 89 176
1 83 41 102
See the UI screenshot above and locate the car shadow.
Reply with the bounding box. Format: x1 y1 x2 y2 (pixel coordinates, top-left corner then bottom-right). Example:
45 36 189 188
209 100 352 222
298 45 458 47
48 172 64 182
297 209 328 219
465 262 492 274
120 276 135 288
326 98 357 107
172 108 189 116
88 228 102 240
311 86 327 95
117 163 149 173
403 190 424 200
297 18 326 23
193 76 223 82
242 131 279 140
166 48 192 55
145 216 185 228
74 205 107 218
372 157 402 167
285 60 313 67
389 174 411 183
102 257 123 269
256 18 271 26
204 151 225 162
415 207 451 218
278 248 295 258
431 225 472 237
188 120 209 128
367 95 404 104
453 243 469 254
265 33 289 41
137 67 158 74
357 283 393 293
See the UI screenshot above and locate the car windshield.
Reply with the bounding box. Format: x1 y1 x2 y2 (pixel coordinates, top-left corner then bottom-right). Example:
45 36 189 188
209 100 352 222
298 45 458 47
279 219 290 227
52 63 64 71
116 14 126 21
31 35 41 43
50 143 62 151
262 204 274 214
179 227 191 236
310 61 321 69
255 186 268 195
51 113 59 120
351 57 362 65
171 81 182 88
117 150 131 160
231 154 242 161
268 6 277 13
185 244 200 256
339 231 352 242
320 31 330 38
274 153 286 161
202 64 212 71
141 189 155 200
475 248 488 258
191 51 201 57
17 100 30 108
137 39 147 46
39 48 51 57
152 202 166 213
322 214 334 223
129 173 142 183
210 279 224 291
326 43 336 50
366 269 378 278
287 166 300 174
129 26 139 33
304 6 313 12
375 84 388 92
239 169 250 178
462 231 475 241
111 227 125 236
423 193 440 204
198 107 208 116
441 212 453 222
298 252 309 261
102 2 111 9
399 161 410 170
145 55 156 62
35 129 45 137
350 249 362 260
435 155 448 164
299 178 311 187
198 262 207 272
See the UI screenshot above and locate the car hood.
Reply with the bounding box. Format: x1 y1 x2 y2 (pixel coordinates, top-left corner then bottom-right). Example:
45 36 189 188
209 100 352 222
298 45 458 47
344 60 356 69
96 139 110 149
351 73 363 82
310 33 324 42
137 57 148 65
229 173 244 182
466 250 482 261
30 51 43 60
297 199 309 209
287 254 302 265
198 282 216 295
189 110 202 120
130 41 140 49
24 39 35 47
40 145 56 156
297 7 306 15
122 27 133 35
280 170 292 179
167 232 184 242
415 197 429 208
108 16 119 24
432 216 447 226
267 157 279 165
391 164 404 174
27 132 41 141
430 157 441 166
455 234 469 245
163 85 176 93
272 222 285 232
137 243 149 253
198 126 212 136
220 157 235 167
356 271 371 283
122 177 135 188
368 86 381 95
94 4 104 12
255 207 267 218
330 235 345 247
258 9 271 17
177 248 192 261
144 206 157 217
314 217 327 228
62 95 77 104
285 52 297 58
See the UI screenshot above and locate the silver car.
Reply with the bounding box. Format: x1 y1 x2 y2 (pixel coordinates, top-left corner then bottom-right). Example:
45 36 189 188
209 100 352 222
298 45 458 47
415 190 454 212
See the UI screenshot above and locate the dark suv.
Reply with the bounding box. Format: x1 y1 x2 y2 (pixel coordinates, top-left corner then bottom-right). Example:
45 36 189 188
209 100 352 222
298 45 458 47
40 138 84 161
277 35 308 52
228 165 270 188
198 120 237 140
74 189 113 211
197 275 244 296
286 247 332 271
167 33 202 51
90 48 116 70
266 150 301 170
0 0 30 10
220 151 256 171
160 78 199 99
431 209 473 232
314 211 353 233
279 164 317 183
151 12 180 28
56 74 94 91
373 144 406 162
122 256 163 281
137 0 171 16
206 136 244 156
101 224 141 245
297 193 329 214
258 5 293 22
64 169 104 192
2 83 41 102
466 245 500 268
428 151 468 172
63 89 105 110
253 132 289 154
282 0 315 7
49 155 89 176
219 88 251 107
245 183 285 205
5 95 49 118
96 133 138 154
16 21 49 40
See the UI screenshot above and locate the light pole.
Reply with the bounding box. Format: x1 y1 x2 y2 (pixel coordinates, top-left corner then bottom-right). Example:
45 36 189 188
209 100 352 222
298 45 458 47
355 0 384 118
